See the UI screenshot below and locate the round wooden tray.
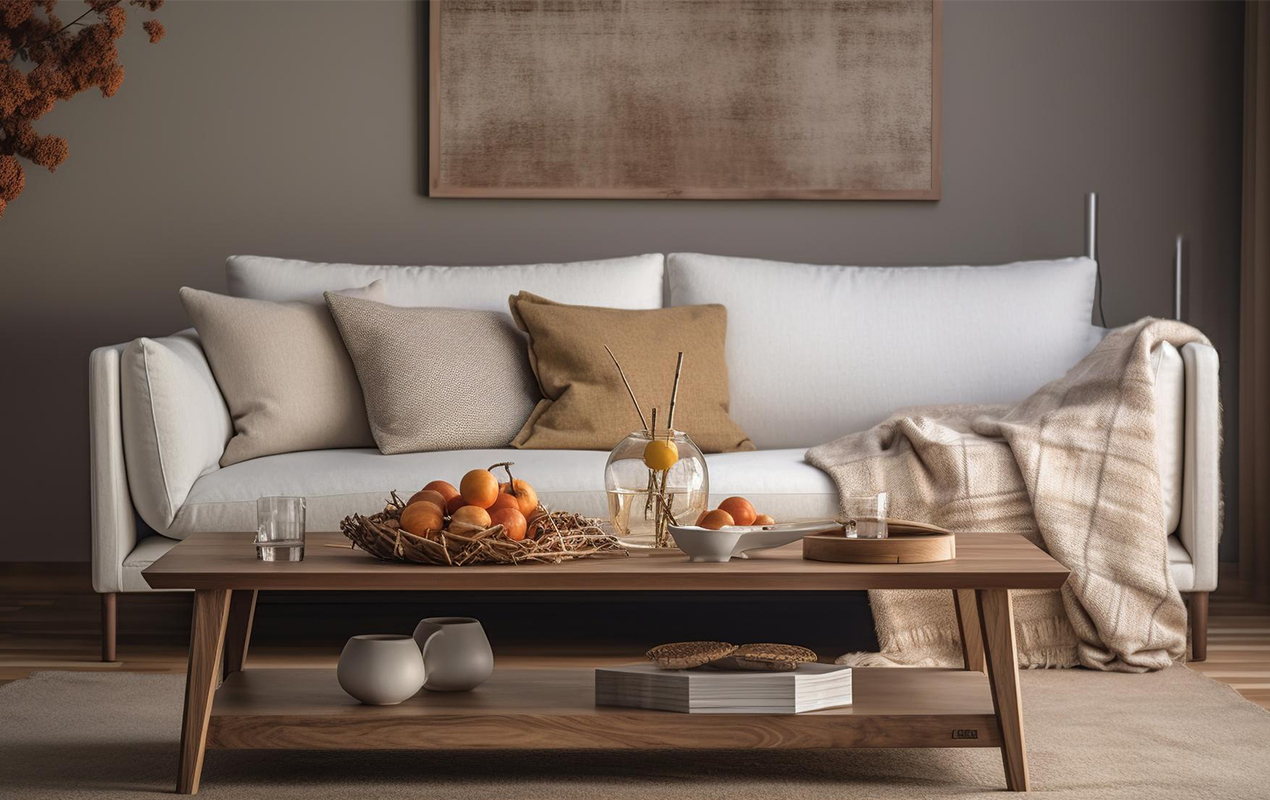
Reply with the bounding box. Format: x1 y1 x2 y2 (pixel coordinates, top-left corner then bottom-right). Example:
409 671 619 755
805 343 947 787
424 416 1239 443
802 532 956 564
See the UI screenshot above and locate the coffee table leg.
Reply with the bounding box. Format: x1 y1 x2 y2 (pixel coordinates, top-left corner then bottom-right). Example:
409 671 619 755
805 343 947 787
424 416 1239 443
977 588 1029 791
223 589 257 678
953 589 986 673
177 589 231 795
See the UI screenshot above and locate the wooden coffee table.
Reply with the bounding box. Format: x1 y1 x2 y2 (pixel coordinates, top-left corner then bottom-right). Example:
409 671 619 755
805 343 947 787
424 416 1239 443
144 530 1069 794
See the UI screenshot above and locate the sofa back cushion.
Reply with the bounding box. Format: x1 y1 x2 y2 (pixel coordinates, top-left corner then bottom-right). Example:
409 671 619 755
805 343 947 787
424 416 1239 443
180 284 386 466
226 254 666 311
120 331 233 536
326 293 540 453
668 253 1099 448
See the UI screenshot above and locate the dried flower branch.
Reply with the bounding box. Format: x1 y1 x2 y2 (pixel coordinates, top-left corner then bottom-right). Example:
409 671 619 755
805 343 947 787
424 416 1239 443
0 0 165 217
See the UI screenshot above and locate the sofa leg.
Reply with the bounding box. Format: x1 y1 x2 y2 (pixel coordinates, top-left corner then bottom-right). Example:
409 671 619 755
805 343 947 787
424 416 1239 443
1189 591 1208 662
101 593 117 663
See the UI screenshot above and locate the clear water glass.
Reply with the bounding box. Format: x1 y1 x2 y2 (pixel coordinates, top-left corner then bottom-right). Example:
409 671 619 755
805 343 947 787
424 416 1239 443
256 496 306 561
840 492 889 539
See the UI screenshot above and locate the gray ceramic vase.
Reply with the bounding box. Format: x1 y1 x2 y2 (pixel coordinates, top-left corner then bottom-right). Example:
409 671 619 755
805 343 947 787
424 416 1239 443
412 616 494 692
336 634 426 705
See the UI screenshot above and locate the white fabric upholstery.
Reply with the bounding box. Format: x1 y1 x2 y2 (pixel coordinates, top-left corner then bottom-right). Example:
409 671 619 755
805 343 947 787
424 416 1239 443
1167 534 1195 590
1152 343 1184 534
120 331 232 536
90 344 137 594
668 253 1098 448
162 448 837 538
1180 342 1221 592
226 254 666 311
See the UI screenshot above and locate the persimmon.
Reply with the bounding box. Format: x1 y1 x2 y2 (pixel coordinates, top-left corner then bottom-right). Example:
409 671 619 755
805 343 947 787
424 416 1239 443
422 480 460 502
490 507 528 541
718 497 757 526
445 494 467 515
698 509 735 530
408 489 446 509
400 502 444 536
460 469 500 509
499 479 539 516
754 514 776 526
451 505 492 529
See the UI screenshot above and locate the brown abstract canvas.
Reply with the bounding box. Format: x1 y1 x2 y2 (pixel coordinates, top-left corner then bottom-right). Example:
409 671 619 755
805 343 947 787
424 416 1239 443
429 1 940 199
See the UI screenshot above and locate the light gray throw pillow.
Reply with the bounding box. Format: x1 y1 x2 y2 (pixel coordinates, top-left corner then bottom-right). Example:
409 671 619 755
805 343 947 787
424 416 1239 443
179 282 386 466
325 293 539 454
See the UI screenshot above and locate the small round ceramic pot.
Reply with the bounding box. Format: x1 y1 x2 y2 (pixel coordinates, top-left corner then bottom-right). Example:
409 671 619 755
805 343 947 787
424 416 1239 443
336 634 426 705
413 617 495 692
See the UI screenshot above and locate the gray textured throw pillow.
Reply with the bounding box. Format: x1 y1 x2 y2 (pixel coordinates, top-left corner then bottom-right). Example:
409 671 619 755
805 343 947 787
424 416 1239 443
325 293 539 454
179 282 386 466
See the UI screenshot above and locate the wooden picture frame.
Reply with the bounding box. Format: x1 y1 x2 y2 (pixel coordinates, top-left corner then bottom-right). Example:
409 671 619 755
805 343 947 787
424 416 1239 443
429 1 942 200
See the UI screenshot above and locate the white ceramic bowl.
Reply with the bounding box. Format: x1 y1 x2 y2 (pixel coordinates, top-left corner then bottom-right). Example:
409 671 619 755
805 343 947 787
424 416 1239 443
337 634 426 705
668 521 843 563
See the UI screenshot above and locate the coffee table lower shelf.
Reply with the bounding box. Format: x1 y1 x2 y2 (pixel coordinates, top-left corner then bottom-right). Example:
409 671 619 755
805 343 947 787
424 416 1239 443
207 667 1001 751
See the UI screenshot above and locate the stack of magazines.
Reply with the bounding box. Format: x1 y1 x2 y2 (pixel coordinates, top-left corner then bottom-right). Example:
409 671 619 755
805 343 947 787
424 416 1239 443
595 663 853 714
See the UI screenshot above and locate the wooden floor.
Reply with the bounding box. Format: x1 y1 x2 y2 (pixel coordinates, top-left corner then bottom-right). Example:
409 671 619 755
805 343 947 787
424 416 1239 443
2 565 1268 711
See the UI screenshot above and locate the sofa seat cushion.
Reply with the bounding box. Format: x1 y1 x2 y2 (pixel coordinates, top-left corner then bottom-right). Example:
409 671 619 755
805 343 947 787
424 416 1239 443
166 448 839 539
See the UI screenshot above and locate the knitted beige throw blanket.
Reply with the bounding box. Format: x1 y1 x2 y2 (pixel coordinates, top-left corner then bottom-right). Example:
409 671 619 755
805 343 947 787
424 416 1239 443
806 319 1213 673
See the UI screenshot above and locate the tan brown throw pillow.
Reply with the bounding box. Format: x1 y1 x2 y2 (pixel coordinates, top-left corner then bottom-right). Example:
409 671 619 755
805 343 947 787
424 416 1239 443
326 293 539 454
179 284 384 466
508 292 754 453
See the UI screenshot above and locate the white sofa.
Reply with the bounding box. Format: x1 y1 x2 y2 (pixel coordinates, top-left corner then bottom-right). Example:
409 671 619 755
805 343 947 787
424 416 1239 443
89 253 1221 661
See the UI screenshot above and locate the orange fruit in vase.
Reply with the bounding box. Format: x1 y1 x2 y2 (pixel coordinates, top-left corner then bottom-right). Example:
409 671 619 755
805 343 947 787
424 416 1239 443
698 509 735 530
499 480 539 516
489 492 520 513
753 514 776 526
422 480 460 503
445 493 467 516
451 505 492 529
408 489 447 509
400 502 444 535
490 508 528 541
460 469 500 509
717 497 757 526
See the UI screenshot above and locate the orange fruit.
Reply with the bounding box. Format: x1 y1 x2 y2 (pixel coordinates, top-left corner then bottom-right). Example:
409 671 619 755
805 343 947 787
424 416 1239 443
460 469 500 509
753 514 776 526
451 505 492 529
408 489 446 509
400 502 444 535
423 480 460 502
499 479 539 516
698 509 735 530
489 492 520 513
717 496 757 526
445 494 467 516
490 508 528 541
642 439 679 471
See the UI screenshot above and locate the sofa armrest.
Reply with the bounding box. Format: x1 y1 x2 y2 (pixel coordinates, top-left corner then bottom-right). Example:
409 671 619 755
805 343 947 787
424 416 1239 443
1179 342 1221 592
90 343 137 594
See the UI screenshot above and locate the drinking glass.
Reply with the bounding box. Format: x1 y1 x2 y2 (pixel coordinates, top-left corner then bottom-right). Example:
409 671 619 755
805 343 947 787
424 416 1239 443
840 493 889 539
256 496 306 561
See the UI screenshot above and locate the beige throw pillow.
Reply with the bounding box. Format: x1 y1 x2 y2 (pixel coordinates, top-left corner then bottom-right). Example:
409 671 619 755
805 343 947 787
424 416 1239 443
508 292 754 453
179 283 385 466
325 294 539 453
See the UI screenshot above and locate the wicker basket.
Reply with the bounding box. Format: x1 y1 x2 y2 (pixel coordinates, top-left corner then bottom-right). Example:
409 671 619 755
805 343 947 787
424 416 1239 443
339 492 627 566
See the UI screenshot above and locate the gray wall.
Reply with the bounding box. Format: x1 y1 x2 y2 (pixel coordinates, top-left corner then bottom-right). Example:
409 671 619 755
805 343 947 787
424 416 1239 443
0 1 1244 562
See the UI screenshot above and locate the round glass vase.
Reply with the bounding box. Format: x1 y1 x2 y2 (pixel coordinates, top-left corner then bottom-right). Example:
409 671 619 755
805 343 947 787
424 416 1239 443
604 429 709 548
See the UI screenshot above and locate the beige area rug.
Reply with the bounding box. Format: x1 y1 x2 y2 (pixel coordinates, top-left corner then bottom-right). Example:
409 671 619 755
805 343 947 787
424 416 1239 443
1 667 1267 800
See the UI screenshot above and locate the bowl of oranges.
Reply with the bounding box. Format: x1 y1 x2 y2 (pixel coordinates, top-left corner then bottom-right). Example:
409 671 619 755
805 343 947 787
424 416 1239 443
339 463 626 566
669 496 842 563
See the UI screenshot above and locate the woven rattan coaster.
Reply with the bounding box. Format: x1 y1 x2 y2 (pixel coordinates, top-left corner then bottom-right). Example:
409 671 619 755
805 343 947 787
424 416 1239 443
646 641 736 670
708 643 819 671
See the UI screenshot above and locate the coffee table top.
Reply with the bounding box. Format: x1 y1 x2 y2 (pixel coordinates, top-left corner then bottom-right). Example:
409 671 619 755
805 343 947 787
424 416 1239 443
143 530 1068 592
